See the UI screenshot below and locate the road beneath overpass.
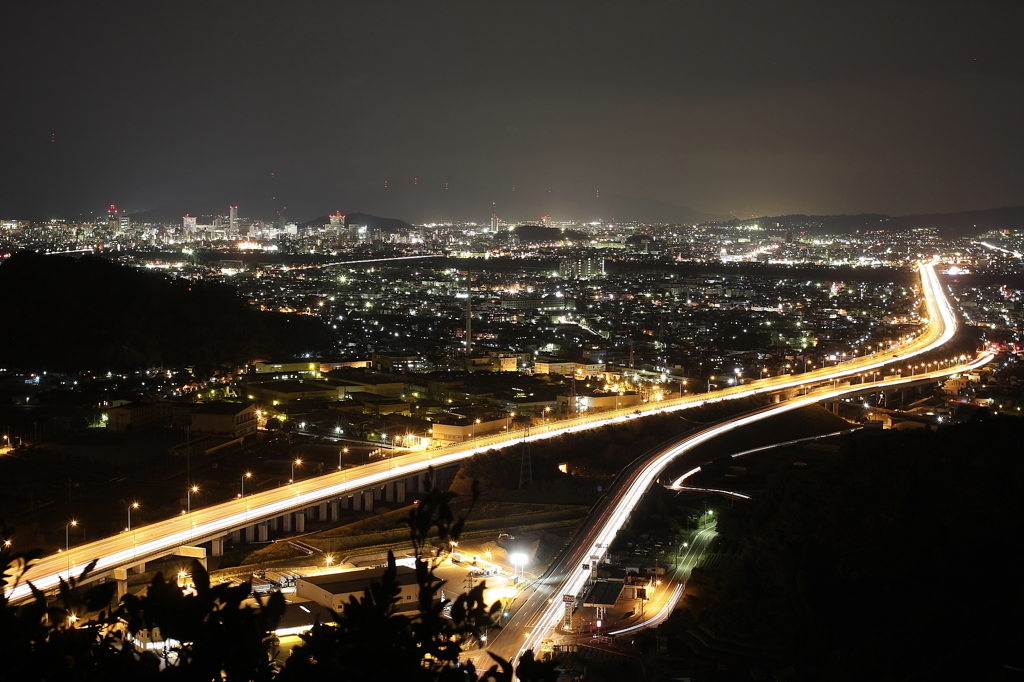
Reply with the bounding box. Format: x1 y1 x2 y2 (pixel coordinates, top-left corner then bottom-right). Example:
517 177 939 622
3 260 968 605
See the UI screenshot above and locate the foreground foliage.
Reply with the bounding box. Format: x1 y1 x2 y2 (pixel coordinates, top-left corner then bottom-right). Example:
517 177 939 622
0 474 558 681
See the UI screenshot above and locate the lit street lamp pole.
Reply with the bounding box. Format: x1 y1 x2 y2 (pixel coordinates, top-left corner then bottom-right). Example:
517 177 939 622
511 553 527 581
187 485 199 514
127 502 139 531
65 520 77 576
291 460 302 483
338 447 348 470
241 472 252 497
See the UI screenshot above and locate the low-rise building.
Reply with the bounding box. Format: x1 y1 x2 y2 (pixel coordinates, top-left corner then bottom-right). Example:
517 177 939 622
428 413 510 443
248 380 340 405
192 401 257 438
253 361 321 375
107 400 194 433
295 567 422 613
557 390 642 413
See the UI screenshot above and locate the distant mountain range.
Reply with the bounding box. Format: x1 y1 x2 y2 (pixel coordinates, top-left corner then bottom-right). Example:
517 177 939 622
742 206 1024 238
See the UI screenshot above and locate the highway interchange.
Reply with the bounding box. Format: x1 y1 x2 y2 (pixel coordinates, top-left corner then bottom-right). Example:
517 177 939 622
5 259 990 667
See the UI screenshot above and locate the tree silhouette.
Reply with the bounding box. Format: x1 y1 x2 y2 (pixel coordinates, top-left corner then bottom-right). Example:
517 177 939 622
0 471 559 680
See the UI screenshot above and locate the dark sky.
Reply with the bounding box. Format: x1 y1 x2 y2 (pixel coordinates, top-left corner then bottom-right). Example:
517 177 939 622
4 1 1023 223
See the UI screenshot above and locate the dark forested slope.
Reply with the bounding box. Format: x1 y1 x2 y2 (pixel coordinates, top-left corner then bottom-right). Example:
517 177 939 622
0 252 331 370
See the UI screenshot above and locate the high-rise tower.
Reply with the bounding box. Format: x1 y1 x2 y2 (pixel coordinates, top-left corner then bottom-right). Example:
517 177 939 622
229 206 239 233
107 205 119 233
490 203 498 232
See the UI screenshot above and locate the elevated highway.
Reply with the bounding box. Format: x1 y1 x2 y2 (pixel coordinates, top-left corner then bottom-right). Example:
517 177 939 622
4 261 969 604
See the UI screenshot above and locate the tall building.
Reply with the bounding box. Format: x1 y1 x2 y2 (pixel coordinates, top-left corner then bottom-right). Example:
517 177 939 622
559 255 605 280
490 203 498 232
119 215 131 235
107 204 119 233
183 215 197 231
229 206 238 232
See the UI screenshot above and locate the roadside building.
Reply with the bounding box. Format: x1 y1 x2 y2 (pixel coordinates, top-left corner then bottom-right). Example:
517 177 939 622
428 413 509 443
557 389 642 413
295 567 423 613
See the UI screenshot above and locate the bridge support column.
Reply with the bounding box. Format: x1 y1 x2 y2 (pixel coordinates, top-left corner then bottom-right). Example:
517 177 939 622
318 502 328 520
245 525 256 543
258 523 268 542
282 514 293 533
230 529 242 544
176 545 207 570
211 538 225 556
373 486 383 502
329 500 339 521
295 512 305 534
362 491 373 512
132 562 146 574
113 568 129 599
395 479 406 503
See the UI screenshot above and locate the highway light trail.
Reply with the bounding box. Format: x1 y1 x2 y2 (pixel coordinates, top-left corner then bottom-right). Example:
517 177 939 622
513 350 993 660
4 262 969 605
606 527 717 637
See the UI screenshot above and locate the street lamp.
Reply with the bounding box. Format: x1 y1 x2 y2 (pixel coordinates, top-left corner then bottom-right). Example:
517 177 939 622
339 447 348 470
127 502 139 531
510 552 527 580
291 459 302 483
473 418 480 439
65 520 77 575
241 472 252 497
187 485 199 514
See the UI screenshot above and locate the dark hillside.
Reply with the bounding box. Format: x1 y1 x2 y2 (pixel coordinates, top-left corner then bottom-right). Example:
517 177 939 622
696 412 1024 679
0 252 331 370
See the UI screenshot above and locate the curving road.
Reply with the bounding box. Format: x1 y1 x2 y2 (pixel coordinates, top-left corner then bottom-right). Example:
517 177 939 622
5 261 966 605
483 350 993 664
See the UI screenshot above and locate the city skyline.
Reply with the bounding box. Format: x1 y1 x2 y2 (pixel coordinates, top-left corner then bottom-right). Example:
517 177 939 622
4 1 1024 221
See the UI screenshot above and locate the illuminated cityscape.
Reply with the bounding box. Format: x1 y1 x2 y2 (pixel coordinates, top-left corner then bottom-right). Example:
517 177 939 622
2 2 1023 680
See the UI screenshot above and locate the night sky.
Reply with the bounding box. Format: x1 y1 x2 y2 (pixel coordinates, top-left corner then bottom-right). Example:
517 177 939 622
4 1 1023 223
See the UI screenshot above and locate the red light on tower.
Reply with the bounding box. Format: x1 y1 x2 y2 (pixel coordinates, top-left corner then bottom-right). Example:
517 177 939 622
108 204 117 215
